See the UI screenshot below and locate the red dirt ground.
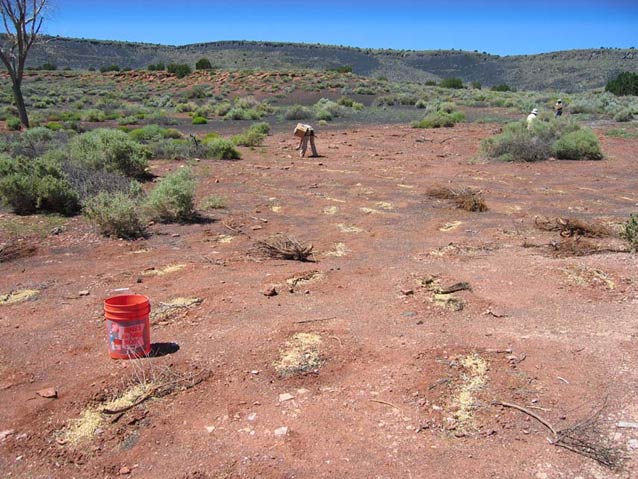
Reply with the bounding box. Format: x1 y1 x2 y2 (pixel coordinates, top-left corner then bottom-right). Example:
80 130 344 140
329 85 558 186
1 123 638 478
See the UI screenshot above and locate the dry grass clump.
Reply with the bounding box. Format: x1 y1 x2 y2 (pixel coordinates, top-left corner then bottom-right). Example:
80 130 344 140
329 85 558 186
427 186 488 212
0 239 37 263
255 234 314 261
534 216 612 238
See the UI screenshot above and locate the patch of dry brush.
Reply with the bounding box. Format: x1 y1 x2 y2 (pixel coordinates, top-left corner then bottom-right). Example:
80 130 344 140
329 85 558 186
0 239 37 263
427 186 488 212
255 234 314 261
534 216 612 238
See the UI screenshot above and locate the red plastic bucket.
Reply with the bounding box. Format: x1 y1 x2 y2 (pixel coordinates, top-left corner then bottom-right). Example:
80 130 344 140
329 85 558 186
104 294 151 359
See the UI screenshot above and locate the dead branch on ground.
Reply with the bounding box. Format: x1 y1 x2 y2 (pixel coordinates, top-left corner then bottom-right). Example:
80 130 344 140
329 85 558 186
494 400 623 469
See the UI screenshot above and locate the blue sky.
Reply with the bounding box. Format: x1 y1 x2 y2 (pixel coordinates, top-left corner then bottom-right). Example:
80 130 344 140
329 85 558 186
42 1 637 55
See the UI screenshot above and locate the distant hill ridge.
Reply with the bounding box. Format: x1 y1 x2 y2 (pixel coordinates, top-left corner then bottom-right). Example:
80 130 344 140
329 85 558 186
25 36 638 91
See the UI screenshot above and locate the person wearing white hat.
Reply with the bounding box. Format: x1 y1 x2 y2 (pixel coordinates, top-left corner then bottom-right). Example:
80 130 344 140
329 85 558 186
527 108 539 129
554 99 564 118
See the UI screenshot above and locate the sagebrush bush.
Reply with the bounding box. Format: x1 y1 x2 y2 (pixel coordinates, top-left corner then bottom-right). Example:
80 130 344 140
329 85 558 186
144 168 196 222
69 128 149 177
413 110 465 128
439 77 464 89
192 116 208 125
232 122 270 147
552 128 603 161
482 118 602 162
167 63 191 78
200 195 225 210
0 155 79 215
205 138 241 160
129 124 181 142
61 162 138 204
84 192 145 239
81 109 106 122
614 108 634 122
284 105 312 120
6 117 21 130
622 214 638 252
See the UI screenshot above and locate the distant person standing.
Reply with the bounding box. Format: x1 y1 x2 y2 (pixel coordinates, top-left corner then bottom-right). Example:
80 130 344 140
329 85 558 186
294 123 318 158
554 99 564 118
527 108 539 129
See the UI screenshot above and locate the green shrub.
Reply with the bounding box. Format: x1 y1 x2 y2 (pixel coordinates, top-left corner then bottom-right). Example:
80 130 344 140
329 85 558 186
415 99 428 109
192 116 207 125
144 168 196 222
439 77 464 89
606 72 638 96
482 119 602 162
315 109 333 121
622 214 638 252
224 108 261 120
167 63 192 78
99 64 120 73
284 105 312 120
148 62 165 71
413 103 465 128
491 84 514 92
69 128 149 177
82 109 106 122
232 122 270 147
200 195 225 210
39 63 57 71
205 138 240 160
551 128 603 161
195 58 213 70
6 117 21 130
614 108 634 122
129 124 181 142
186 86 208 99
0 155 79 215
337 97 354 107
326 65 353 74
470 81 482 89
84 192 145 239
45 121 64 131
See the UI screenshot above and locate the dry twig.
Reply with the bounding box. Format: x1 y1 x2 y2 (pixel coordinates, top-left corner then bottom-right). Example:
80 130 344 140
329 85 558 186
494 400 623 469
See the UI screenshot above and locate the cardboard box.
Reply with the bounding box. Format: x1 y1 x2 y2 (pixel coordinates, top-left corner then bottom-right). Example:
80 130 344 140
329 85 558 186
294 123 309 138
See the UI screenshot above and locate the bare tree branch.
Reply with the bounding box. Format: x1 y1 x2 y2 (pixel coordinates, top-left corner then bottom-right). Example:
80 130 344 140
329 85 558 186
0 0 48 128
